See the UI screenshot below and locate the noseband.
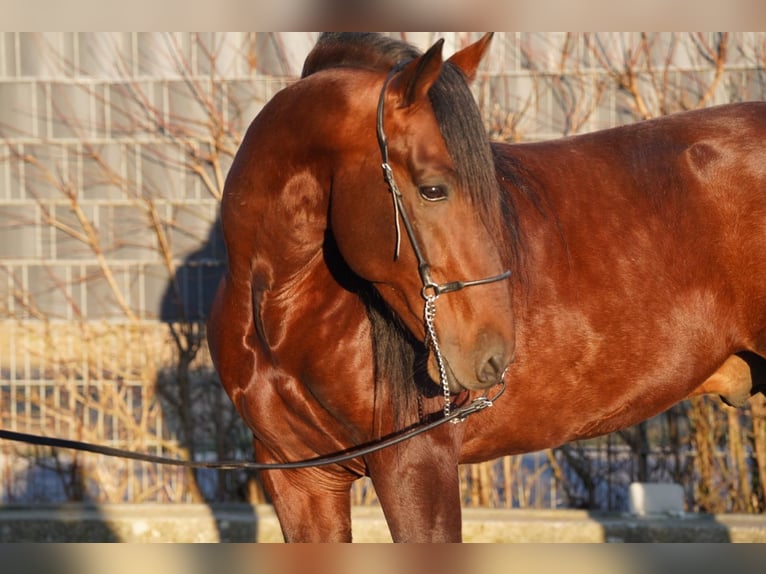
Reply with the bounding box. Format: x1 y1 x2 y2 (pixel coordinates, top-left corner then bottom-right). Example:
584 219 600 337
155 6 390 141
375 64 510 416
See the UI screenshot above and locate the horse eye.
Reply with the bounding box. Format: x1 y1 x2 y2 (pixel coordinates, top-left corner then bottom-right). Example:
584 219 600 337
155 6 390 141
419 185 448 202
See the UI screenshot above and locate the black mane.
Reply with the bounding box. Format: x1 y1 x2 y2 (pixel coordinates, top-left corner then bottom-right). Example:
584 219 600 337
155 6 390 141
302 33 420 77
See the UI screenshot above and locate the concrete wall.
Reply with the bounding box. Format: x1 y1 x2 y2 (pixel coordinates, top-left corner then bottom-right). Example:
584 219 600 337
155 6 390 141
1 504 765 542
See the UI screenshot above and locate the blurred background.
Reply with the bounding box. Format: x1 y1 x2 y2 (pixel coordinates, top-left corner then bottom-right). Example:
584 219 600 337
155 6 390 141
0 32 764 514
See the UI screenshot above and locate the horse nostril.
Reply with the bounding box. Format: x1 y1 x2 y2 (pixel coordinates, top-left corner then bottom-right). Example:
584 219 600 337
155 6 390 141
478 352 508 385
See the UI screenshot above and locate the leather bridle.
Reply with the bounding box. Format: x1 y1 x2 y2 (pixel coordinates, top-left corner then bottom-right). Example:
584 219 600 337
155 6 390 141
376 64 511 299
375 64 511 415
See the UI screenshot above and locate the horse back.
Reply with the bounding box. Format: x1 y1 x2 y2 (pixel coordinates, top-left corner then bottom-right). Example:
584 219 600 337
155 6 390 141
497 102 766 267
464 102 766 454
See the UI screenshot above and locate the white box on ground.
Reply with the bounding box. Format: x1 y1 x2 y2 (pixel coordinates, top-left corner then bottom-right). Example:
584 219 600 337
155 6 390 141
628 482 685 516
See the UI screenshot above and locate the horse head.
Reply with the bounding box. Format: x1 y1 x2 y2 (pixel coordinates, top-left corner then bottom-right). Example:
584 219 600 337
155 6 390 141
326 34 515 394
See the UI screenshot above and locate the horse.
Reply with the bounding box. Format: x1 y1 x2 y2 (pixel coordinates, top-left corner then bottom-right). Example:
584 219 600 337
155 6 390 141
207 32 766 542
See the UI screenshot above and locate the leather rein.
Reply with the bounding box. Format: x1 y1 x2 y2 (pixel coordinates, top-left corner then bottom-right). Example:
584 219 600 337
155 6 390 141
0 64 508 471
0 384 504 471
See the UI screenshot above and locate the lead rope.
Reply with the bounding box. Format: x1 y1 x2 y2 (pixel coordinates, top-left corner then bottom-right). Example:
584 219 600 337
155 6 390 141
0 381 504 470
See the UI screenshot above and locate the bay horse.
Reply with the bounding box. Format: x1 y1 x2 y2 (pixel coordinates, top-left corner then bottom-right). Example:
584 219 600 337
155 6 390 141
207 32 766 541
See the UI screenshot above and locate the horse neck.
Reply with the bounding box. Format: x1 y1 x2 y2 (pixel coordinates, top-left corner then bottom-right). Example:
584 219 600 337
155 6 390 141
223 71 379 291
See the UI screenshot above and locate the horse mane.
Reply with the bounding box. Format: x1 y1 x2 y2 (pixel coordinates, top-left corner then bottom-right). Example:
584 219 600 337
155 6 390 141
305 33 515 426
301 33 421 78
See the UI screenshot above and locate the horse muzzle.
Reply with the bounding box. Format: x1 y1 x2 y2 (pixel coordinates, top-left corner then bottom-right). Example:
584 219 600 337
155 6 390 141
428 341 513 393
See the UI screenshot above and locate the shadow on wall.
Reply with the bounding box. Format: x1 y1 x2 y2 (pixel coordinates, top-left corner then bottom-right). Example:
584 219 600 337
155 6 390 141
156 213 263 506
154 212 262 540
0 471 120 543
587 510 732 542
159 216 225 324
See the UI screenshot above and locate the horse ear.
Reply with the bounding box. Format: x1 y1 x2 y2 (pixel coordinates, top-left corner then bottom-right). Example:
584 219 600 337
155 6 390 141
391 38 445 108
447 33 493 82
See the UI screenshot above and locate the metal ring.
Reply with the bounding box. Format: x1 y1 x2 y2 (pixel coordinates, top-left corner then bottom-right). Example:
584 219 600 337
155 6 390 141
421 283 441 300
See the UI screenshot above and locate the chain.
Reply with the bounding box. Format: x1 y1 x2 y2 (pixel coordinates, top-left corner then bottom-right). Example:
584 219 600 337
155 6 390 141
424 292 456 419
